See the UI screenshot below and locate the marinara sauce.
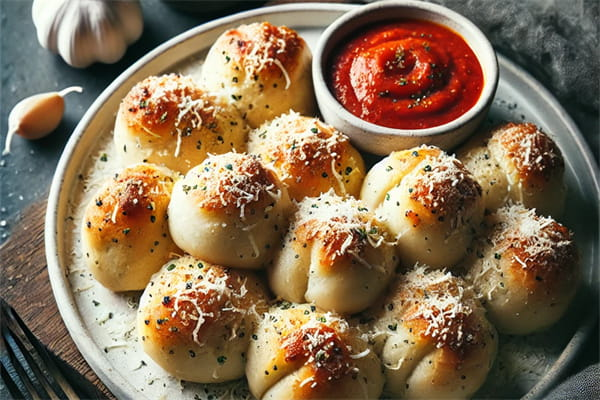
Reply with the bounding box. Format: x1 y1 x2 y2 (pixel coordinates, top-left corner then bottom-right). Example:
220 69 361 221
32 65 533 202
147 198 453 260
330 20 484 130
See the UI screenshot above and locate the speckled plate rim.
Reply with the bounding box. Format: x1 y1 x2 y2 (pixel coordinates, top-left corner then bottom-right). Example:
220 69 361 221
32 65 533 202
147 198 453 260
44 3 599 400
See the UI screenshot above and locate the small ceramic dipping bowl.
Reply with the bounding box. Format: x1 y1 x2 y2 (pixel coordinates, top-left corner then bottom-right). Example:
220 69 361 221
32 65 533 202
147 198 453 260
312 0 498 155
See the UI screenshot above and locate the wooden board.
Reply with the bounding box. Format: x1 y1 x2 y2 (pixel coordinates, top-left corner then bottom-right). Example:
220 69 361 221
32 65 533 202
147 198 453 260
0 200 114 399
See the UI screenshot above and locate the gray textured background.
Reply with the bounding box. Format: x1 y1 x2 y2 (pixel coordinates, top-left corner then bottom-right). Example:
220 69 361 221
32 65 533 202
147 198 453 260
441 0 598 109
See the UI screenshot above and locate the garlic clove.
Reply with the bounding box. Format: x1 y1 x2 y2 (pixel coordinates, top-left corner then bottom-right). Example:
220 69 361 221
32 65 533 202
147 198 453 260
3 86 83 155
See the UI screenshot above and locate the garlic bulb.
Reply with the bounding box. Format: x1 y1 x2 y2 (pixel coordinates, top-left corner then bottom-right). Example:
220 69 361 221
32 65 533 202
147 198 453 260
32 0 143 68
3 86 83 155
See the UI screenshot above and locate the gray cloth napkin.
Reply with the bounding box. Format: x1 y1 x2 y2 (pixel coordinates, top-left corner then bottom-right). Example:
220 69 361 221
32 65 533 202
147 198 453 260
544 363 600 399
437 0 598 109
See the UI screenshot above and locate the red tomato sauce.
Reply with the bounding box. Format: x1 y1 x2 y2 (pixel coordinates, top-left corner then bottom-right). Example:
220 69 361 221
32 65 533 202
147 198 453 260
330 20 484 130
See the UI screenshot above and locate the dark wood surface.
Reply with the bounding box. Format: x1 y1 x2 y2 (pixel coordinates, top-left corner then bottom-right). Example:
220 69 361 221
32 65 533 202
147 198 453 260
0 200 114 399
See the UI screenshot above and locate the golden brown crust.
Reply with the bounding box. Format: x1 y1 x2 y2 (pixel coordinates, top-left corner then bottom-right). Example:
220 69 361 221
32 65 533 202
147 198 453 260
139 258 268 347
246 304 383 399
137 256 269 383
456 122 566 216
290 192 393 269
382 268 489 358
296 216 365 269
506 222 576 291
371 267 497 398
201 22 315 129
362 145 483 227
83 164 175 242
362 145 483 269
188 152 281 214
268 191 397 314
281 324 355 397
120 74 219 140
114 73 248 174
466 204 579 334
81 163 181 291
249 113 365 201
408 156 482 228
486 205 578 292
492 122 564 187
294 213 385 270
219 22 305 83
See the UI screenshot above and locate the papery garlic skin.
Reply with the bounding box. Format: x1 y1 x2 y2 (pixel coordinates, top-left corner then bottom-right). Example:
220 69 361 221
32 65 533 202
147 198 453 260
32 0 143 68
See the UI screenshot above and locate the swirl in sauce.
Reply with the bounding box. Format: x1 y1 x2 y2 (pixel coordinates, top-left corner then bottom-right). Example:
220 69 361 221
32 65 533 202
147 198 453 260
330 20 484 129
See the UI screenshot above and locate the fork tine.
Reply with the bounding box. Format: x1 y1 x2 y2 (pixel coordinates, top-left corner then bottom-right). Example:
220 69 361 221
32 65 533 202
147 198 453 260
1 360 29 399
3 312 61 400
1 299 80 400
1 323 44 400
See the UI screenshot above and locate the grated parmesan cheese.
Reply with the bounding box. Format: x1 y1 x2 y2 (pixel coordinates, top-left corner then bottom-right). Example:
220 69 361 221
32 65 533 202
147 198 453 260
185 153 281 220
382 266 482 351
491 204 573 268
235 22 300 86
492 122 564 183
293 190 393 264
166 263 252 347
409 151 481 229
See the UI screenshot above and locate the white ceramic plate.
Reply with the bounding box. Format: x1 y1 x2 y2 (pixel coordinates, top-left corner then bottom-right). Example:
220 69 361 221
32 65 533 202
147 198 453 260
45 3 599 400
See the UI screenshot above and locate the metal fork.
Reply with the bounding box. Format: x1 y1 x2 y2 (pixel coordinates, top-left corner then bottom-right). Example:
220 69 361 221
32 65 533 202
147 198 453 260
0 298 80 400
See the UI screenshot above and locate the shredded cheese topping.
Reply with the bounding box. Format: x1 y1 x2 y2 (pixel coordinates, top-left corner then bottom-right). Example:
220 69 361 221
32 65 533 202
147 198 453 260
252 112 358 199
271 306 362 389
410 151 482 228
266 112 348 162
386 266 482 352
493 205 571 261
493 122 564 183
471 204 576 298
293 191 391 264
182 153 281 218
126 74 219 156
153 259 263 347
86 165 175 235
230 22 302 87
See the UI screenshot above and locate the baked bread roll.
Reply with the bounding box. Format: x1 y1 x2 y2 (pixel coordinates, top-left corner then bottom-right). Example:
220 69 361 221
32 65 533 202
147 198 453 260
201 22 315 128
269 191 397 314
371 266 497 399
248 112 366 201
81 163 180 291
465 204 579 335
168 152 291 269
114 73 248 174
457 122 565 216
137 255 269 383
246 303 384 399
361 146 483 269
